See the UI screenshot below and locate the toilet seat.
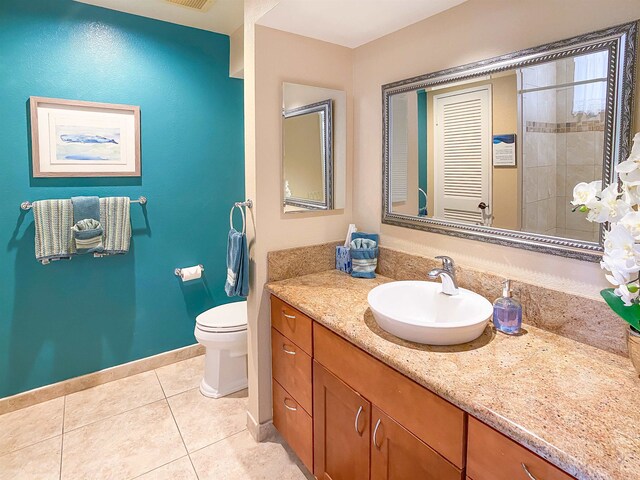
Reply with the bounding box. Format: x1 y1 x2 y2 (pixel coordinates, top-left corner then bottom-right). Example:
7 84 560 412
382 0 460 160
196 301 247 334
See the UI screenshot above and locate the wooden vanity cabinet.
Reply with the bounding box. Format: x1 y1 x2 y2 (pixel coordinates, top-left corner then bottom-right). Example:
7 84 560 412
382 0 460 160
270 295 574 480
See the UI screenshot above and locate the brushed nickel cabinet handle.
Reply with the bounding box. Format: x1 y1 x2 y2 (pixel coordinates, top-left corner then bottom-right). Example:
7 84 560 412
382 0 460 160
521 463 538 480
354 406 364 435
283 398 297 411
282 312 296 319
282 344 296 355
373 419 382 449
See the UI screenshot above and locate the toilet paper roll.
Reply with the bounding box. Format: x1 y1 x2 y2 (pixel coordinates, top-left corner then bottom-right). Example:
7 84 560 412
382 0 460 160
179 265 202 282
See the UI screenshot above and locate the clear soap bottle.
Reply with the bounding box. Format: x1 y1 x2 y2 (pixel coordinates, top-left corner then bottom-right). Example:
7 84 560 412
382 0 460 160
492 279 522 335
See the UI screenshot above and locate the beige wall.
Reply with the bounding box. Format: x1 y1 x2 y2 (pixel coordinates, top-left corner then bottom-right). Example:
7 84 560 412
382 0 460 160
353 0 640 297
244 0 353 435
230 24 244 79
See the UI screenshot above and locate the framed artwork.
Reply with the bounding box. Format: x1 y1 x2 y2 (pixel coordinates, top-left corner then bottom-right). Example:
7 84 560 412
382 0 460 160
30 97 141 177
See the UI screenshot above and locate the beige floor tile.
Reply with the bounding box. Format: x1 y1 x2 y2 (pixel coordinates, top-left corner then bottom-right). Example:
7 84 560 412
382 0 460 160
155 355 205 397
190 430 310 480
0 396 64 456
0 436 62 480
61 400 186 480
135 456 197 480
64 370 165 431
168 388 247 453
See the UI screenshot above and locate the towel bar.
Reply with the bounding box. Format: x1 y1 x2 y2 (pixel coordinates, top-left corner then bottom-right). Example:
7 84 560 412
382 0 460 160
20 196 147 211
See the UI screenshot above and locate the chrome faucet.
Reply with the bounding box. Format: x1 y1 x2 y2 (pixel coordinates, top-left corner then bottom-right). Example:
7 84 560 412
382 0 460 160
427 256 459 295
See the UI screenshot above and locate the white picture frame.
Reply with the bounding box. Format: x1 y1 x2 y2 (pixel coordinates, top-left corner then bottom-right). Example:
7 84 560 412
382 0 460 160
30 97 141 177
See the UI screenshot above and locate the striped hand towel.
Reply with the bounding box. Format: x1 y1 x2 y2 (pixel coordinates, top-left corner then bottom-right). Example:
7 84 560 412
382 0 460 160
96 197 131 256
32 199 77 264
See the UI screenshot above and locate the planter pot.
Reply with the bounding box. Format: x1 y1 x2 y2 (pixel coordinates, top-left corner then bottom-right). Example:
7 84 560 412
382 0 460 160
628 326 640 376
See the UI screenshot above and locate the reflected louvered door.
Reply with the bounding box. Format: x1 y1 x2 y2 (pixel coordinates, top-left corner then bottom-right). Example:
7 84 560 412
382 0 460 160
434 86 491 224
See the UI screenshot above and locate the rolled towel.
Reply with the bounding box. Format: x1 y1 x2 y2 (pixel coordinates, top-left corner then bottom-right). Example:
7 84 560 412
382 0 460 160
350 235 379 279
72 218 104 254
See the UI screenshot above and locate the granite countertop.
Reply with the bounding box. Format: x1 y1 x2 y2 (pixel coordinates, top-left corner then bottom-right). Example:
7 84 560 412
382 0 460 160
266 270 640 480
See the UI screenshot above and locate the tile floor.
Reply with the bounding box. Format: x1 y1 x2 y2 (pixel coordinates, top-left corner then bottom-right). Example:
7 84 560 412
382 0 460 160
0 355 312 480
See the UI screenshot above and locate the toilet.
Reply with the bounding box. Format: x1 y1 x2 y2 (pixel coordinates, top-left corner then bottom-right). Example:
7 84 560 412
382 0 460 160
194 301 248 398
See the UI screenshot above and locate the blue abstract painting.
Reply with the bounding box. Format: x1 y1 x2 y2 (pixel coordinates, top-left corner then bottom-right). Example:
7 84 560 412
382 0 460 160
55 125 121 161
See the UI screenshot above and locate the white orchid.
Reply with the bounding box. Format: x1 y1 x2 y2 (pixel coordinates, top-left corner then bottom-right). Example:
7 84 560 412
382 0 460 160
571 180 601 208
623 182 640 205
615 132 640 185
601 224 640 286
585 183 631 223
619 211 640 240
574 132 640 311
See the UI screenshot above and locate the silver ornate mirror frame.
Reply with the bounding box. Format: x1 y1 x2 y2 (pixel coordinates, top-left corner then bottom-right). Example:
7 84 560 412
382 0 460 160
283 99 333 211
382 21 637 261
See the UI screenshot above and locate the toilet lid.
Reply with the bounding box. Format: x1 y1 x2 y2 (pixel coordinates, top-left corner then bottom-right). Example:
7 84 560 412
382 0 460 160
196 301 248 333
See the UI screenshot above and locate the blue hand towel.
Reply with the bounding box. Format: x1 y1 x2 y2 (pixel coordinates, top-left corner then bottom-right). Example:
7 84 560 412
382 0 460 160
225 228 249 298
71 196 100 222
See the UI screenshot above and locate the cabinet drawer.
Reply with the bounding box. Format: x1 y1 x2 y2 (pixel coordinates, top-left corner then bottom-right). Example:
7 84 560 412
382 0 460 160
467 417 574 480
271 328 312 414
272 379 313 472
271 296 313 355
314 323 466 469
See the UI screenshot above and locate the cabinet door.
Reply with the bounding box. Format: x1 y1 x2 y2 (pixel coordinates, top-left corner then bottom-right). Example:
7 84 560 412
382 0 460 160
371 406 463 480
313 361 370 480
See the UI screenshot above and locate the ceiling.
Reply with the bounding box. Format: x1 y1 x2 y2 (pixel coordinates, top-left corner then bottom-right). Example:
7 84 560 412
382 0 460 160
257 0 468 48
74 0 244 35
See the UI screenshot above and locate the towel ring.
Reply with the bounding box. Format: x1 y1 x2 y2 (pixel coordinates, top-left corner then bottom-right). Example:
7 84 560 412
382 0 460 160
229 204 246 234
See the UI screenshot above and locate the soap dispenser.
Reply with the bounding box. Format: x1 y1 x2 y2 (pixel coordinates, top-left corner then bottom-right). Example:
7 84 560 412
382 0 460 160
493 279 522 335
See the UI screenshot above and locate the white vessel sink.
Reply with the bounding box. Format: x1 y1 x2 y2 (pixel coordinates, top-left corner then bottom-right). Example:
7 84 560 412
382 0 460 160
368 281 493 345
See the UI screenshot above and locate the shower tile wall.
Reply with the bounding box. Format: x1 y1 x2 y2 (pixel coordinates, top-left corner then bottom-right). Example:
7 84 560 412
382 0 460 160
521 59 602 243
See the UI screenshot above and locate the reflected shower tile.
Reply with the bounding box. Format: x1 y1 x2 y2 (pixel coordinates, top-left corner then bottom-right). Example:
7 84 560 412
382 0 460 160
556 166 566 197
556 196 567 229
556 133 567 166
523 132 538 167
548 166 557 197
524 205 538 231
537 167 551 201
524 168 538 204
537 201 549 233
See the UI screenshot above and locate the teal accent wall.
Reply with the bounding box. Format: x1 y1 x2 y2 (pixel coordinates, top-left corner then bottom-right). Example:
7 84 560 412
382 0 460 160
0 0 244 397
417 90 428 212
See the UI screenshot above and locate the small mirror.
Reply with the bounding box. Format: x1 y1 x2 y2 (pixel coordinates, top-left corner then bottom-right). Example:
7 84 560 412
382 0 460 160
383 22 637 260
282 83 346 212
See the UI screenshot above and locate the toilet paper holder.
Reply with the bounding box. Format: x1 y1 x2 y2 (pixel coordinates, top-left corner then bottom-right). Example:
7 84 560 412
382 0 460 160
175 264 205 280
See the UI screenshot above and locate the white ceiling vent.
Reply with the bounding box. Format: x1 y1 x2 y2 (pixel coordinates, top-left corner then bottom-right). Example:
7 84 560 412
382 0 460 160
165 0 215 12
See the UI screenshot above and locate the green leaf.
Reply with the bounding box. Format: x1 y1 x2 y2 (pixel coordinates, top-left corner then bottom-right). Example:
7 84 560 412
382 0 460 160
601 288 640 330
579 205 588 212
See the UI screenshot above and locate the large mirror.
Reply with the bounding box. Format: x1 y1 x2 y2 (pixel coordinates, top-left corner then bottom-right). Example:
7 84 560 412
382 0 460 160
282 83 346 212
383 22 637 260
